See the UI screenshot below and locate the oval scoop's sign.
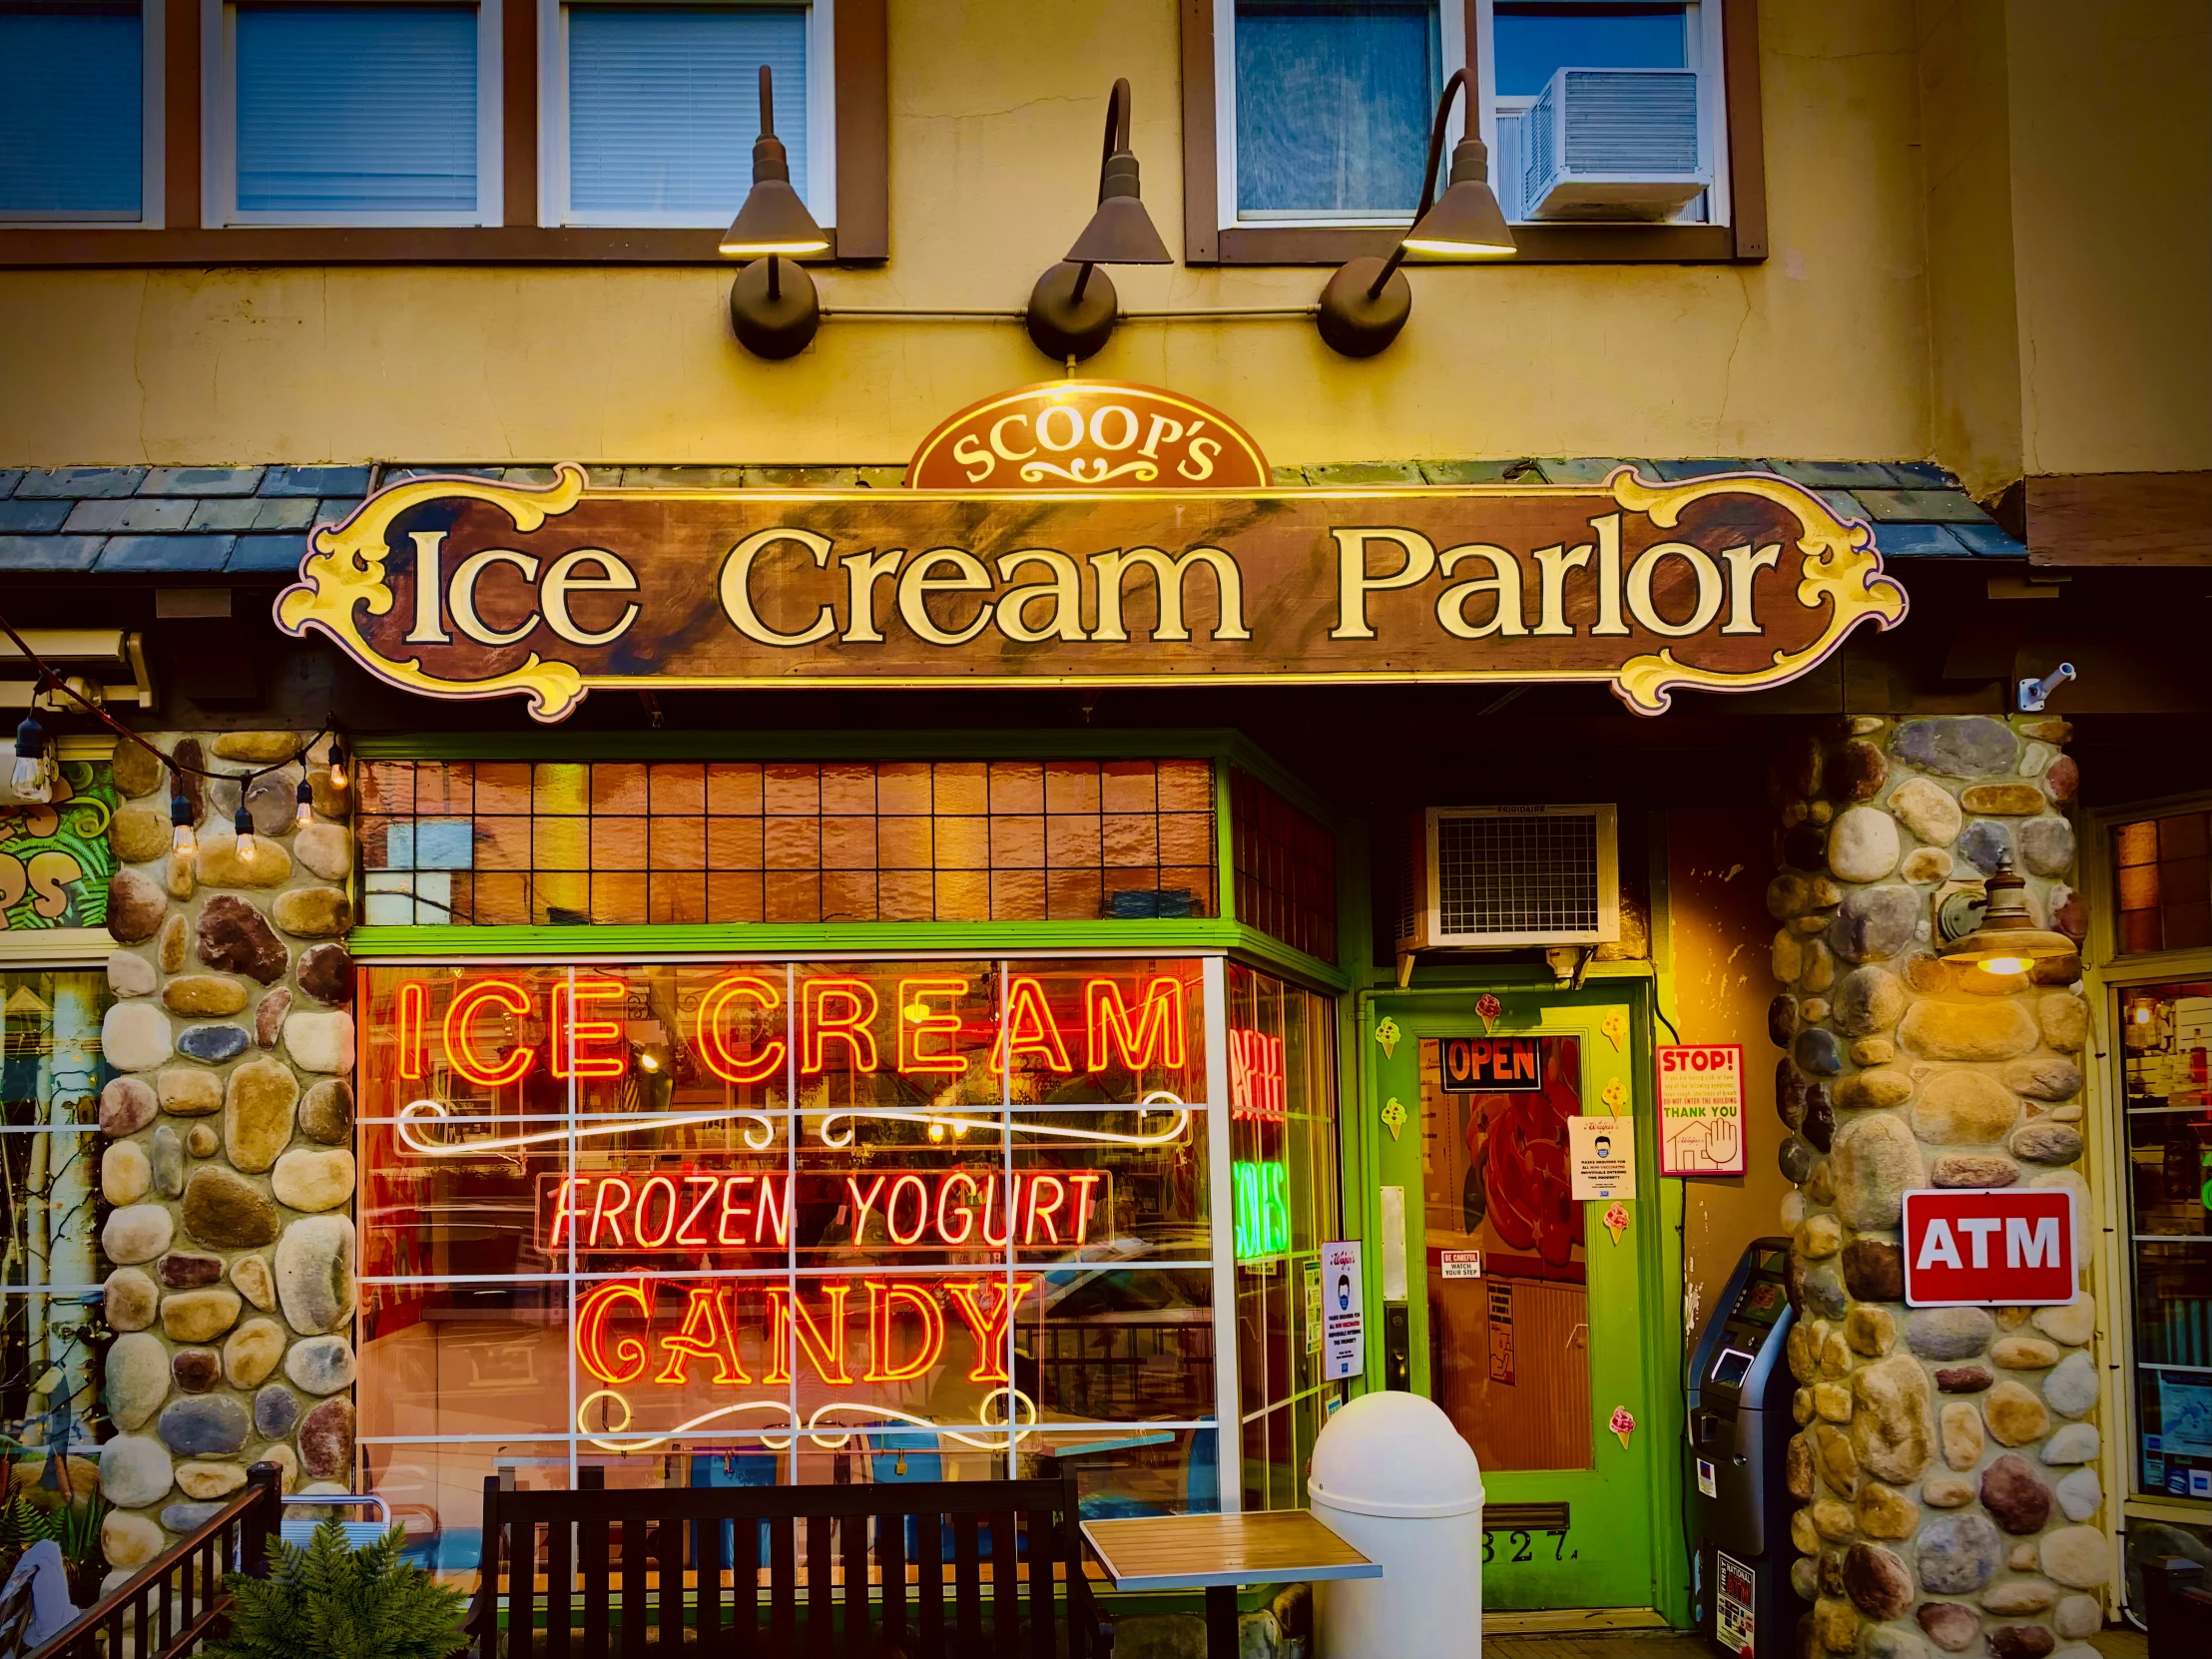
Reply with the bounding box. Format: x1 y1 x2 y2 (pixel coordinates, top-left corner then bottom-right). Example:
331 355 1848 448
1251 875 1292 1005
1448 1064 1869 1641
905 381 1270 490
275 388 1906 723
1901 1188 2080 1309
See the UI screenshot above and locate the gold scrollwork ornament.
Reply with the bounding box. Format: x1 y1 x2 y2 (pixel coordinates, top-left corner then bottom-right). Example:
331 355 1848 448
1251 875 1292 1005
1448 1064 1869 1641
1607 467 1909 714
275 463 593 720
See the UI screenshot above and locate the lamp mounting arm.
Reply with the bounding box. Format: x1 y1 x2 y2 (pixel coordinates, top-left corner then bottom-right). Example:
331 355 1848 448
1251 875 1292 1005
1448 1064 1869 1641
1099 77 1133 203
1369 66 1471 300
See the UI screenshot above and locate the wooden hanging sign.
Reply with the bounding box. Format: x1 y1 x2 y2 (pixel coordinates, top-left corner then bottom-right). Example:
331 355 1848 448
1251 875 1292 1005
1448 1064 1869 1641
276 395 1906 722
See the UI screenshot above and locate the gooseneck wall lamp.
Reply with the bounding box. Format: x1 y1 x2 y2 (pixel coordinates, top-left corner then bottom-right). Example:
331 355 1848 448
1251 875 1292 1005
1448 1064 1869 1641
1316 67 1516 357
723 65 831 359
1024 78 1173 362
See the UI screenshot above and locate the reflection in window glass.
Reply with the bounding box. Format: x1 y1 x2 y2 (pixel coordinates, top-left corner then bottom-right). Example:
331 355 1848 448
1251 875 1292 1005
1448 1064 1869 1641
1228 964 1340 1511
2120 979 2212 1500
359 956 1224 1569
1492 2 1688 98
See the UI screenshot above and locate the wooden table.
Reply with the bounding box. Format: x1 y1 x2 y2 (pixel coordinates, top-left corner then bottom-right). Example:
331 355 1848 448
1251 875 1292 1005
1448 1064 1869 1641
1081 1510 1380 1657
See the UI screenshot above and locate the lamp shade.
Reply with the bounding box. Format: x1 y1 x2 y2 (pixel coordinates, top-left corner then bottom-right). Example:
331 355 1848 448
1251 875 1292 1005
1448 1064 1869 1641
719 66 829 257
1064 153 1171 266
1939 859 2076 975
1400 137 1516 258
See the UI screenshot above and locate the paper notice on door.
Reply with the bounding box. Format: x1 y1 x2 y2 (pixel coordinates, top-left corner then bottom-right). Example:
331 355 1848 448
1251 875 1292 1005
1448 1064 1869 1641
1569 1115 1637 1201
1439 1250 1482 1279
1322 1240 1364 1381
1303 1259 1323 1354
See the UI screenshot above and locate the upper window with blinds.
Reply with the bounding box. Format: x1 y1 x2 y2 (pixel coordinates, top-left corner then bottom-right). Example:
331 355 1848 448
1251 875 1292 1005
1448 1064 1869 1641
542 0 833 229
0 0 155 224
209 1 501 225
1227 1 1452 222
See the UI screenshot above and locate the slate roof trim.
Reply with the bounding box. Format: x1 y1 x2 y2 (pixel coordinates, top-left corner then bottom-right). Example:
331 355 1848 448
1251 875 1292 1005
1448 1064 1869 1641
0 458 2025 569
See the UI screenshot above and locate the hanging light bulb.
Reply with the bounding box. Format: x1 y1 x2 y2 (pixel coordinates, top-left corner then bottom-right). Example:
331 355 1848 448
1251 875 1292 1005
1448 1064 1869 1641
327 738 348 792
171 781 197 859
294 776 314 831
10 709 52 804
234 805 258 865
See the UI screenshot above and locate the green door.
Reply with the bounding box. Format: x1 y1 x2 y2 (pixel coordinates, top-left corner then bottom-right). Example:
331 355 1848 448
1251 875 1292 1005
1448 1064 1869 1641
1364 987 1677 1619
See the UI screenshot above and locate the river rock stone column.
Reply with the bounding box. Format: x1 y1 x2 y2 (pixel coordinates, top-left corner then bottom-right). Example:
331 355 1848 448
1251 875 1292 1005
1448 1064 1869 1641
1766 715 2103 1659
94 731 355 1586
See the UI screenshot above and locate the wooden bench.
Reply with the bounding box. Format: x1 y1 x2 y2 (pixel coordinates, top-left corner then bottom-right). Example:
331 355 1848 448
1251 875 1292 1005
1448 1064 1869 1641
463 1469 1112 1657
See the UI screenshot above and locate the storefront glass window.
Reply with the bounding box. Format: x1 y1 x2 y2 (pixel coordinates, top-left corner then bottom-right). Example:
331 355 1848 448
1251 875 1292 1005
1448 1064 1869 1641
2114 811 2212 955
0 970 107 1468
1227 964 1340 1510
358 759 1218 926
1230 769 1337 963
2119 978 2212 1500
360 956 1231 1576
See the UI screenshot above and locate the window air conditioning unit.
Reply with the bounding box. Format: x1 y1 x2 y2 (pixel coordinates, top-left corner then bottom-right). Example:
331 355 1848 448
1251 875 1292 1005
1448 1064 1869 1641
1397 806 1620 980
1519 68 1707 223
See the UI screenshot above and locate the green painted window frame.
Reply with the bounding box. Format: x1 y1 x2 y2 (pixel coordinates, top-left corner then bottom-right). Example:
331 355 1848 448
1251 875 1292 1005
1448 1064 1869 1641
346 728 1352 992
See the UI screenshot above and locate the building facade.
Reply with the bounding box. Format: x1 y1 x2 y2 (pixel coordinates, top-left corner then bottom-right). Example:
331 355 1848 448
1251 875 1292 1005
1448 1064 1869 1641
2 0 2209 1649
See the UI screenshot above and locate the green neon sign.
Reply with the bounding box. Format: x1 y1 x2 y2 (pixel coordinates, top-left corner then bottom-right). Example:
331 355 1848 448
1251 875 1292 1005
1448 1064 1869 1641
1234 1160 1291 1260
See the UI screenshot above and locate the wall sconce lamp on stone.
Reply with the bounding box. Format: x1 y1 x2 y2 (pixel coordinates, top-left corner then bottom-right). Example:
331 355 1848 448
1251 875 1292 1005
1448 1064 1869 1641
1936 853 2077 979
1024 79 1173 362
1316 68 1516 357
723 65 830 359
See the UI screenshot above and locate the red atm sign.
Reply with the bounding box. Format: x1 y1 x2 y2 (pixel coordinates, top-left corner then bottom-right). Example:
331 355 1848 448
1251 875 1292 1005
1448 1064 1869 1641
1901 1189 2079 1308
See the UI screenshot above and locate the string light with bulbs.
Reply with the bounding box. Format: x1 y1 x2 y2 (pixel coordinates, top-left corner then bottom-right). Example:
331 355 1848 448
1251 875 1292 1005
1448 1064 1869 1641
1 610 346 834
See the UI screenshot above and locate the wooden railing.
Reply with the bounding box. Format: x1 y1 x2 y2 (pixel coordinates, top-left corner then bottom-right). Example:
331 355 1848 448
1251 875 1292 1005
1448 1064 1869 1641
26 1463 282 1659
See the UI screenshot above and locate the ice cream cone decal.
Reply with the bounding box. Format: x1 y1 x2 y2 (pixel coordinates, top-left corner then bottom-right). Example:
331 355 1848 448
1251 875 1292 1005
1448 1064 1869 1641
1609 1405 1636 1449
1603 1201 1629 1244
1601 1009 1627 1051
1601 1076 1630 1111
1382 1098 1407 1141
1476 993 1502 1035
1375 1017 1401 1058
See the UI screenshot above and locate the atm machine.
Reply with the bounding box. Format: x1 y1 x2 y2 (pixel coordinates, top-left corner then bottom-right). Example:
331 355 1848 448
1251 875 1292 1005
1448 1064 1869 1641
1688 1238 1803 1658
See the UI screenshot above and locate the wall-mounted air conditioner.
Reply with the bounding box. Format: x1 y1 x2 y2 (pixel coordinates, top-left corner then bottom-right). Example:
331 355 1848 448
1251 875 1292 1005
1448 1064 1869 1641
1397 806 1620 978
1519 68 1707 223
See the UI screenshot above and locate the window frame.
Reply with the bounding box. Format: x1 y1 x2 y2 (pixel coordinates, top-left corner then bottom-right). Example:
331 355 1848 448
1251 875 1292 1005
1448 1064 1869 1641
0 0 884 262
1182 0 1766 266
537 0 834 231
0 0 167 228
203 0 504 228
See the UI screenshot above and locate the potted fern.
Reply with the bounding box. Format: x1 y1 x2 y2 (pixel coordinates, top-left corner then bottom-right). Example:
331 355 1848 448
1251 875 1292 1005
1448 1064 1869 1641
205 1516 465 1659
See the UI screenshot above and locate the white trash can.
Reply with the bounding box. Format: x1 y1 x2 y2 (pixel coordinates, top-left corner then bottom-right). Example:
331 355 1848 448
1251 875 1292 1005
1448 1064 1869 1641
1309 1391 1484 1659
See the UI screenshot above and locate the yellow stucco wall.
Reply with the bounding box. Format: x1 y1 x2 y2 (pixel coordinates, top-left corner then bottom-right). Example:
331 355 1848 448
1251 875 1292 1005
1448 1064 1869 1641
1 0 2200 481
2004 0 2212 477
0 0 1939 467
1916 0 2023 502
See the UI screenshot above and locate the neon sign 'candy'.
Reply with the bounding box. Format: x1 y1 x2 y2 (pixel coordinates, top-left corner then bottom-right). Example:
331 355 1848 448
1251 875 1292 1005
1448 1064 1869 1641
572 1276 1035 1392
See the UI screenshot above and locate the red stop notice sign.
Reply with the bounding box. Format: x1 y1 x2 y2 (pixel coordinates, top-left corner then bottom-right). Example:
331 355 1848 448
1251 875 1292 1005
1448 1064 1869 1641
1901 1188 2080 1308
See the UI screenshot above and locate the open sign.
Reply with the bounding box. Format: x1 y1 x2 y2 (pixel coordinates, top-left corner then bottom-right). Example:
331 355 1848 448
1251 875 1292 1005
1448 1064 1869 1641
1439 1035 1543 1093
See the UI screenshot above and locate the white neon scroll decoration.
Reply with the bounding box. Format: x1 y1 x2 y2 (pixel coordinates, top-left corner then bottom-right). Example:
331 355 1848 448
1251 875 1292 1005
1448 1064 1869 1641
393 1099 778 1156
576 1385 1039 1454
392 1091 1192 1156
